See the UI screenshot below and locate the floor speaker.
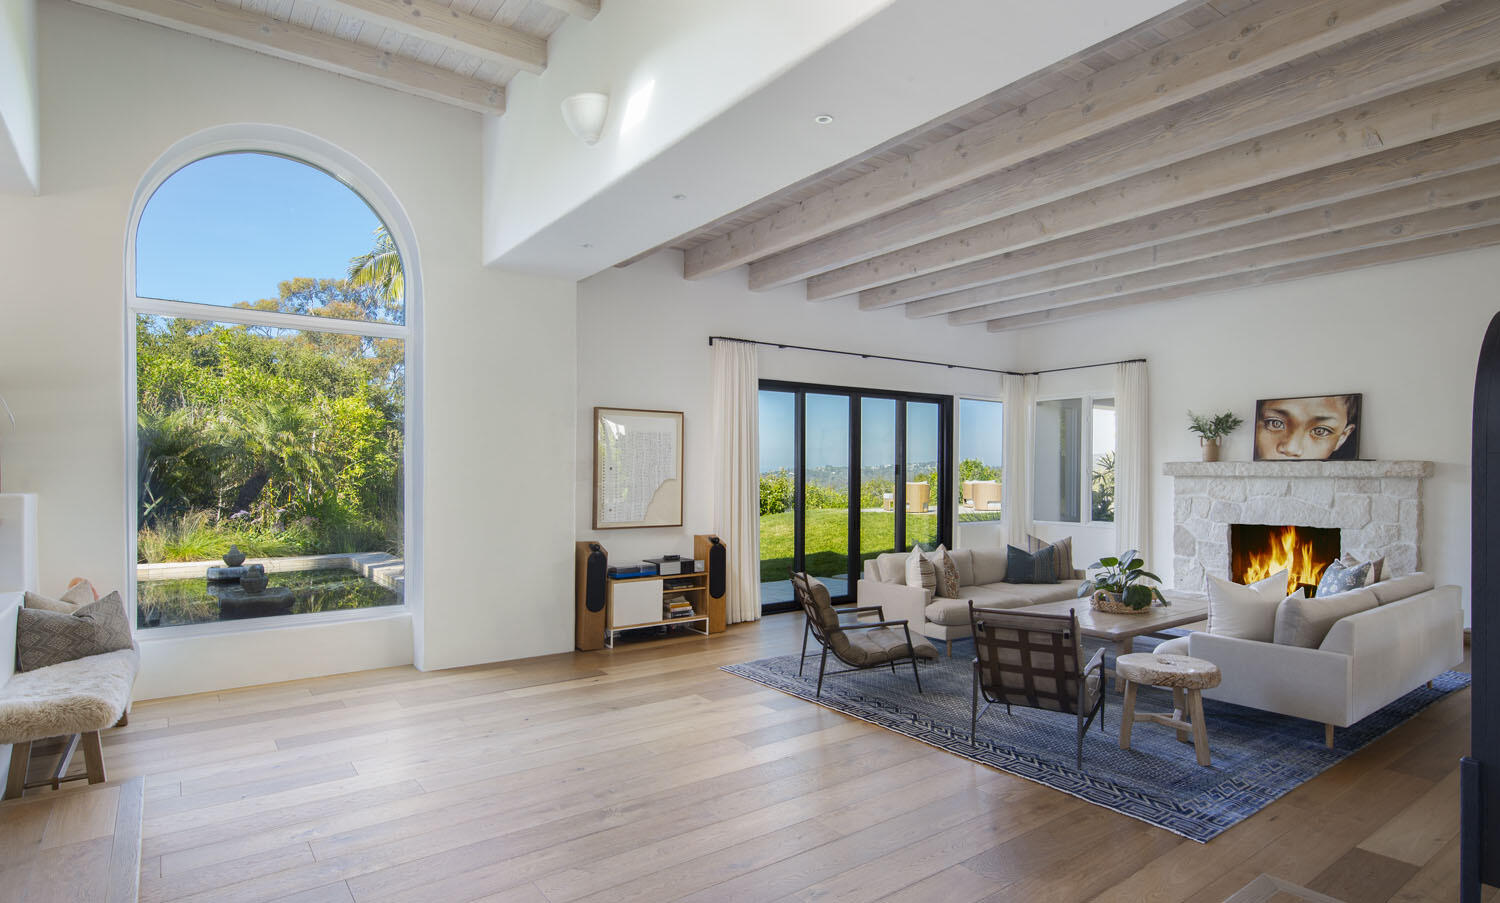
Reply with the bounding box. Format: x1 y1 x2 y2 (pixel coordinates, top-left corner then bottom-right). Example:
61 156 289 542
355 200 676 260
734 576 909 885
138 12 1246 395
694 534 727 633
575 541 607 651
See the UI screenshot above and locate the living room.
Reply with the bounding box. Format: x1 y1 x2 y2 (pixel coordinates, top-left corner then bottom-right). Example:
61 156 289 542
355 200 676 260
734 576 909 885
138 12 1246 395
0 0 1493 900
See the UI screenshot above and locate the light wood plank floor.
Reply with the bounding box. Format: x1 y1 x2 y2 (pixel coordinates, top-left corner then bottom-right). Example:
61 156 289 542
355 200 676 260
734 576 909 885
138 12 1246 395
25 613 1477 903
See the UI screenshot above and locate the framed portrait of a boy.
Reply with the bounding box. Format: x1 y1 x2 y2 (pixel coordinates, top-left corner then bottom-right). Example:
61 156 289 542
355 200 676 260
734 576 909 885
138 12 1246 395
1253 393 1361 461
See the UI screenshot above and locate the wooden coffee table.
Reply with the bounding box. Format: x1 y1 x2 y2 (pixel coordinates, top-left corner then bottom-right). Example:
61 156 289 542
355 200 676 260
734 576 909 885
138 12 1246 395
1013 591 1208 687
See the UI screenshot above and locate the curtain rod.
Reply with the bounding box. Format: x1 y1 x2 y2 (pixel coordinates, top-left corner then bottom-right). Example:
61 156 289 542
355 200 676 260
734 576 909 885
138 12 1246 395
706 336 1145 377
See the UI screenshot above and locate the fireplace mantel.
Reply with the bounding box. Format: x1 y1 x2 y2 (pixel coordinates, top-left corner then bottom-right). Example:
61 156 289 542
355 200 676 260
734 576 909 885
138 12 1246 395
1163 459 1431 593
1163 460 1433 479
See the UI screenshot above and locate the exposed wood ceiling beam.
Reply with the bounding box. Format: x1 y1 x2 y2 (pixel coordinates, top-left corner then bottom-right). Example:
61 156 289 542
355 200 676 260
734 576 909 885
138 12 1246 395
982 223 1500 332
908 162 1500 320
951 196 1500 325
298 0 546 74
881 125 1500 315
681 0 1454 282
71 0 506 113
776 2 1500 295
536 0 598 20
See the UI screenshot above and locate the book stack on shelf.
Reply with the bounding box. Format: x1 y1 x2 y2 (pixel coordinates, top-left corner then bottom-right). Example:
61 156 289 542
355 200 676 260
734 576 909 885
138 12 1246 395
664 595 696 621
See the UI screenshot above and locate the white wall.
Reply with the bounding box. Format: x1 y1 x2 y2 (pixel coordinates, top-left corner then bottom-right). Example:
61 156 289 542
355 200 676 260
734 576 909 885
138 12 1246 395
1007 244 1500 623
485 0 1191 277
0 1 578 697
0 0 39 194
575 251 1021 571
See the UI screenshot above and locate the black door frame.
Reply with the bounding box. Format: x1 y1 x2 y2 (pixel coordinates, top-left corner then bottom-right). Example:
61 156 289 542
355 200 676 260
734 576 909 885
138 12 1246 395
759 379 953 613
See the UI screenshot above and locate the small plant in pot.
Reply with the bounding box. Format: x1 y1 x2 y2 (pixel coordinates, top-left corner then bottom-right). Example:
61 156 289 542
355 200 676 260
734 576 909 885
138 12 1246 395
1077 549 1169 614
1187 410 1244 462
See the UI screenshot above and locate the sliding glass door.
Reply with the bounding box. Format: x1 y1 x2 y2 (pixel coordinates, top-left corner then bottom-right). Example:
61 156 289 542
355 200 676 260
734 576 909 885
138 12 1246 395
758 381 951 612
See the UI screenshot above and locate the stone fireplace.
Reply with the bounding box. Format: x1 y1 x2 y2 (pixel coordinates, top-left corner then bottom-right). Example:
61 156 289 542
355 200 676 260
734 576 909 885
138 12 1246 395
1164 460 1433 595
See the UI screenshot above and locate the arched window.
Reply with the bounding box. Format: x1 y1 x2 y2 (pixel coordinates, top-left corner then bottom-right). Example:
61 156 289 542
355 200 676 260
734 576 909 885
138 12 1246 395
129 144 416 632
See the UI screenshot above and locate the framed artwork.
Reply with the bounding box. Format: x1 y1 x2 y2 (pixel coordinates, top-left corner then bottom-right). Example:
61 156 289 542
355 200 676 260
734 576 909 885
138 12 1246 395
593 407 684 529
1253 393 1361 461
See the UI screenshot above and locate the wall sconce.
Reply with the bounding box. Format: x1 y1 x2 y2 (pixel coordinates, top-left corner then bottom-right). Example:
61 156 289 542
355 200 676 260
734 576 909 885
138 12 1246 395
561 93 610 146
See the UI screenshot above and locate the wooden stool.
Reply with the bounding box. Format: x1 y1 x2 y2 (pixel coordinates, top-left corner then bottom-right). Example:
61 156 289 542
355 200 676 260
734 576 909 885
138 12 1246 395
1116 652 1222 767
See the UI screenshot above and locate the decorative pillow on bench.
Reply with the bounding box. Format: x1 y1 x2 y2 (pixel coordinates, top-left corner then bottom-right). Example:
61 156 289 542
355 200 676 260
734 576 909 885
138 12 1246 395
16 592 134 672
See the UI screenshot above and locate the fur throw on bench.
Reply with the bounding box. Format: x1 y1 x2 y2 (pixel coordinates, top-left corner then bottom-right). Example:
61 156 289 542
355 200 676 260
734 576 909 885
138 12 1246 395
0 647 139 744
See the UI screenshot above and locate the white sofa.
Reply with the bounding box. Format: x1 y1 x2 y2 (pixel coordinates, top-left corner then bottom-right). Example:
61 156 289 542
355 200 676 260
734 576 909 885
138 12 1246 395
858 547 1086 652
1154 572 1463 746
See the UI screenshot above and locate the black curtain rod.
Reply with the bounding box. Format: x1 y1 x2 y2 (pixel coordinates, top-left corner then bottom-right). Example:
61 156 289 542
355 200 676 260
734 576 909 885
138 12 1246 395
706 336 1145 377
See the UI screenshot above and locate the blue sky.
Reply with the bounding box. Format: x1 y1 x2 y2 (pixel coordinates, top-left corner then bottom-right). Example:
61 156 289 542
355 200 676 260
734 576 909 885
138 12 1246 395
136 153 383 307
760 392 1000 472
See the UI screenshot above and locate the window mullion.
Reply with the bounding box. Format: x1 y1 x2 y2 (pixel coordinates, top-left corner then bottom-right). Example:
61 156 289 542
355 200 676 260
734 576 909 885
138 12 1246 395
130 297 408 339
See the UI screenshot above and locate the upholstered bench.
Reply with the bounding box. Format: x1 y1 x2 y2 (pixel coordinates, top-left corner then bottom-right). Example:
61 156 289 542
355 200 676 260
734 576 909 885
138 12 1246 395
1 647 140 799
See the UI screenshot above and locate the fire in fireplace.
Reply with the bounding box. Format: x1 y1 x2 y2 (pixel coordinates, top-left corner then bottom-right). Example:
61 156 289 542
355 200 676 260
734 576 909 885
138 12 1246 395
1229 524 1341 596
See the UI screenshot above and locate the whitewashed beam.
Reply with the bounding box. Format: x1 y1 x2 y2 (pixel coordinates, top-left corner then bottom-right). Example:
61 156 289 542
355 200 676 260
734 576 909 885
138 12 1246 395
951 196 1500 325
681 0 1452 282
983 224 1500 333
771 2 1500 294
871 127 1500 313
299 0 546 74
70 0 505 113
536 0 597 20
910 164 1500 319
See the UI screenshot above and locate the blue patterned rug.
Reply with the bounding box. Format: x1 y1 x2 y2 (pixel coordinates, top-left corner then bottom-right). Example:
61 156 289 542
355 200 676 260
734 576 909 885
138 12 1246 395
723 637 1469 842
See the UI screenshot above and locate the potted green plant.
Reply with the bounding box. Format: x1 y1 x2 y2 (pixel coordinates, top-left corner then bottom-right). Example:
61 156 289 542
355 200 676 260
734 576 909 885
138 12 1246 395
1077 549 1169 614
1187 410 1244 462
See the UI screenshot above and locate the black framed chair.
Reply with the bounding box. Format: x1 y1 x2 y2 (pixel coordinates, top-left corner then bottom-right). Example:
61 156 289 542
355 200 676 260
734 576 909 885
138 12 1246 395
968 603 1106 768
791 571 936 697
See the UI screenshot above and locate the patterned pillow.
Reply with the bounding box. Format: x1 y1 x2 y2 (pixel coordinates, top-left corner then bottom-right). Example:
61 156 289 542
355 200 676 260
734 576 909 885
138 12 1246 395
928 545 961 598
1339 554 1385 584
1004 544 1058 584
16 592 133 672
905 545 936 594
1317 559 1372 597
1027 534 1074 578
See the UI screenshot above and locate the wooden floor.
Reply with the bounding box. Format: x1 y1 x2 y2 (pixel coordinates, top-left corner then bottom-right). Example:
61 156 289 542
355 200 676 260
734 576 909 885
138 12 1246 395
17 613 1477 903
0 775 145 902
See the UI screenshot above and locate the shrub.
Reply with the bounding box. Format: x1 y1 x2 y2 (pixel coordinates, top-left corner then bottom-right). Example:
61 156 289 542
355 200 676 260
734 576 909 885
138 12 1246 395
760 470 793 516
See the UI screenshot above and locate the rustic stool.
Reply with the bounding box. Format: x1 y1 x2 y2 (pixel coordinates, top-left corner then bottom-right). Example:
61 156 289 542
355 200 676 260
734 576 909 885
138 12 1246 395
1116 652 1222 767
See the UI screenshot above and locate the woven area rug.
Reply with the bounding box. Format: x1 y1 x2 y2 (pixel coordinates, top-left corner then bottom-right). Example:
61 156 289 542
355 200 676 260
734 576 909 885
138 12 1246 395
722 638 1468 842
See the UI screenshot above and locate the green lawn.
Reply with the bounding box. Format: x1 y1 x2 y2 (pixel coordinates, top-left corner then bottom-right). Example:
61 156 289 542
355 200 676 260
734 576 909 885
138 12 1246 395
759 508 1007 582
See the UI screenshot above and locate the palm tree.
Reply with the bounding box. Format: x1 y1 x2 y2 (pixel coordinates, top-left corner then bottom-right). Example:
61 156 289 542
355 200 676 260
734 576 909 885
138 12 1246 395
346 225 404 310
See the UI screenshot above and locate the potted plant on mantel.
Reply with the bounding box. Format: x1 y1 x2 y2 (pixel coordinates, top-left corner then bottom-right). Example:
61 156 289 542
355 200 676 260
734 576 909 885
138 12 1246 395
1077 549 1169 614
1187 410 1243 462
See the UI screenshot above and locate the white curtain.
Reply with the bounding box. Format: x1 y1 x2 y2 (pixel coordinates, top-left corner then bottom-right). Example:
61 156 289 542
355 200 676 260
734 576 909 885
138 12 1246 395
711 339 761 624
1001 373 1037 550
1115 361 1151 563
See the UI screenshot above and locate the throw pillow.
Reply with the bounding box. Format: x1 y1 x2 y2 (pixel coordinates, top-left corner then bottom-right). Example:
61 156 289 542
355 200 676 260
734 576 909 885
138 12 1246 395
1317 559 1373 597
24 581 98 613
1206 569 1291 642
1273 587 1378 648
928 545 961 598
1004 544 1058 584
16 591 133 672
1339 553 1385 584
905 545 936 594
1027 535 1075 579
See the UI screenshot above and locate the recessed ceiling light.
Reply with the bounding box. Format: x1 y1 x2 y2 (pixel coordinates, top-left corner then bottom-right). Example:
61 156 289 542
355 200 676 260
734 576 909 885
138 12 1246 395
813 114 835 125
672 193 687 201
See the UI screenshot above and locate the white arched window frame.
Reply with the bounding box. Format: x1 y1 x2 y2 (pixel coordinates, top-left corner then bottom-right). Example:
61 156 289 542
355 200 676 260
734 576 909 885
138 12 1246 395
123 125 423 638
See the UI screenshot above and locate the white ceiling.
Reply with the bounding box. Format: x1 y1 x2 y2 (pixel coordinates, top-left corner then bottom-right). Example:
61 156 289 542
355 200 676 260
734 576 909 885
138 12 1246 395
481 0 1192 279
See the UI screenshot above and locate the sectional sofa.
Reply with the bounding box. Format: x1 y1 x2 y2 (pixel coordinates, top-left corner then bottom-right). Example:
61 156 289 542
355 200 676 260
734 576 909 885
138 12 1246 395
858 547 1087 653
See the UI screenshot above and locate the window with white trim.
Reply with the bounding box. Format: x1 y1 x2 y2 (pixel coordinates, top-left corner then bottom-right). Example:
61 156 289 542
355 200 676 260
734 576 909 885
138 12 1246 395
1033 395 1115 525
131 151 411 630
